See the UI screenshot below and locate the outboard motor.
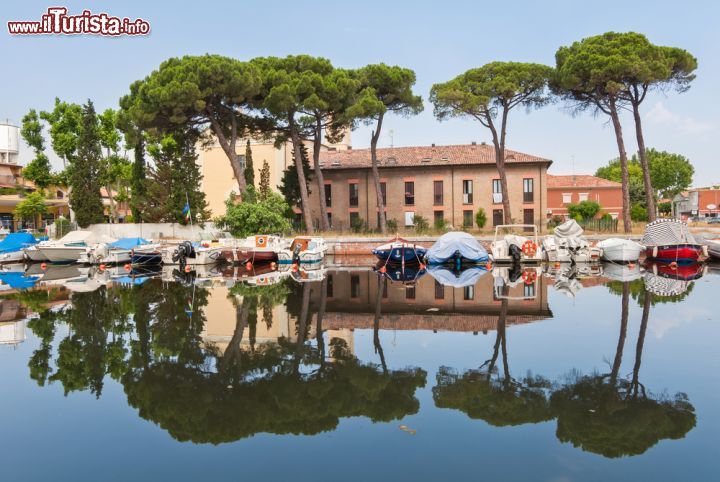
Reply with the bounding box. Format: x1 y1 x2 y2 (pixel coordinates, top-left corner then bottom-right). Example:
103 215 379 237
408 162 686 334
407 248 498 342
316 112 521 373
508 243 522 264
292 242 302 265
172 241 195 269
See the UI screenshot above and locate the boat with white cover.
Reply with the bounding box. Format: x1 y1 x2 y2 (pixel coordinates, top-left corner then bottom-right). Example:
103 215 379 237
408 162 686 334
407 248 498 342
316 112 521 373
596 238 644 263
35 231 115 264
24 230 96 262
542 219 602 263
79 237 157 265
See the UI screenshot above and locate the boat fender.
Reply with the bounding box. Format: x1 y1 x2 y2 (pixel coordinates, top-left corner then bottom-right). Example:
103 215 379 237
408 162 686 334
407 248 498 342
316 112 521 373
653 263 658 275
652 246 658 258
702 245 708 258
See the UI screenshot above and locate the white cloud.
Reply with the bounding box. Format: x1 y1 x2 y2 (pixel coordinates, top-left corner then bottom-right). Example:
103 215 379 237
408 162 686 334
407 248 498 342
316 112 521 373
644 101 715 135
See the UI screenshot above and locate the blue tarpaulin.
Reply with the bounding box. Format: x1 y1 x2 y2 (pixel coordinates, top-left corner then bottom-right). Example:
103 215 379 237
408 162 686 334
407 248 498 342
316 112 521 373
108 237 150 250
426 232 489 265
0 233 37 254
0 272 40 289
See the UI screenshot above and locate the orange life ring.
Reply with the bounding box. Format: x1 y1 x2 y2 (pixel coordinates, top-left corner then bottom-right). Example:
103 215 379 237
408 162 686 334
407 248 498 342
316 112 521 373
255 235 267 248
521 270 537 285
522 240 537 257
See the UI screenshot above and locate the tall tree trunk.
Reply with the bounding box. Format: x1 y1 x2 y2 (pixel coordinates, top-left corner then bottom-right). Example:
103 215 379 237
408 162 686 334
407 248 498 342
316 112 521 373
312 118 330 231
221 298 249 379
373 275 388 373
631 101 657 221
608 98 632 233
610 282 630 384
499 299 509 385
105 183 117 222
289 119 314 234
293 282 311 372
488 111 512 224
207 109 246 196
371 114 387 234
316 278 327 371
631 291 651 399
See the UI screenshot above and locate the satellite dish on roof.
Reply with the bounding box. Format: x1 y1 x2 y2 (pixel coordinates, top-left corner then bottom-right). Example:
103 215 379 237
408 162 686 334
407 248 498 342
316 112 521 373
708 204 717 210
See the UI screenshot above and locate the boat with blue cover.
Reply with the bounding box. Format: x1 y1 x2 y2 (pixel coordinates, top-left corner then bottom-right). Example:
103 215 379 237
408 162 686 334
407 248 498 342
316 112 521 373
372 236 428 264
80 237 157 265
425 232 490 268
0 233 38 264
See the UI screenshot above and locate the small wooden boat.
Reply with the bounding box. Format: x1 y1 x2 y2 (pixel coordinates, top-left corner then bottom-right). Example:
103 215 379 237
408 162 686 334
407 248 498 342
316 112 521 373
642 219 706 264
372 236 428 264
219 234 284 265
278 236 328 265
596 238 644 263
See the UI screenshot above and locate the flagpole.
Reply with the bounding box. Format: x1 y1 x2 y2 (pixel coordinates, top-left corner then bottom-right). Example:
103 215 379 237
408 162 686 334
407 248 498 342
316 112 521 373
185 192 194 239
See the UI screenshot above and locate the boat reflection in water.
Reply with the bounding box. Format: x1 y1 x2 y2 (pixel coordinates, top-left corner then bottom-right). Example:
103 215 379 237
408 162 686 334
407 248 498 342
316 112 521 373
7 261 707 457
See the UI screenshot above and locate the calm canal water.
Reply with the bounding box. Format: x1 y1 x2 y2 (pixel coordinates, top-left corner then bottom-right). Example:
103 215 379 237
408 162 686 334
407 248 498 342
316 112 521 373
0 262 718 481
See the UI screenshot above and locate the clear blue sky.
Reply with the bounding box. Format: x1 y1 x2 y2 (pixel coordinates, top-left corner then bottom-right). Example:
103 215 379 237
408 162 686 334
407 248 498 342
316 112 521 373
2 0 718 185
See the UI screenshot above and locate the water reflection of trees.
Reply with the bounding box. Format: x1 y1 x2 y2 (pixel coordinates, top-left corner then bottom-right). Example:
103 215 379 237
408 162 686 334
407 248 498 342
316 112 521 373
433 282 696 457
24 277 426 444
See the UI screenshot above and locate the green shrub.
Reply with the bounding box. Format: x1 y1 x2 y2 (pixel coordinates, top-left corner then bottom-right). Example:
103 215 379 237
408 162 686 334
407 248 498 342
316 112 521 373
547 215 565 229
350 215 365 233
434 217 448 231
600 212 613 222
413 214 429 234
567 200 601 221
215 188 292 237
386 218 398 232
475 207 487 228
630 203 649 222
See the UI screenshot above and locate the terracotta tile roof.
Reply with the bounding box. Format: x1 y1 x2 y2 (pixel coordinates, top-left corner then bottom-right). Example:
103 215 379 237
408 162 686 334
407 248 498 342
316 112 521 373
547 174 621 189
318 143 551 170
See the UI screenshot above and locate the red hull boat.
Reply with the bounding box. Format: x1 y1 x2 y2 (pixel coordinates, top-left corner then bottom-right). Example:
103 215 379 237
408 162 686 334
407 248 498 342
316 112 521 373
219 248 278 265
644 244 704 264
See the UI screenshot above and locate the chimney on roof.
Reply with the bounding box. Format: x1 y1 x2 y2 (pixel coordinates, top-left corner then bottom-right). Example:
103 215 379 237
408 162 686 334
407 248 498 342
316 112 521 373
431 143 435 147
471 141 476 145
328 147 336 152
347 146 352 150
481 141 487 146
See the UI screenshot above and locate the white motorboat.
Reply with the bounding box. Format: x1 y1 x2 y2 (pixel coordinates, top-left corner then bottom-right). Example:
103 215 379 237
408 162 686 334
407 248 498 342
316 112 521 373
34 231 115 264
706 238 720 260
162 241 224 266
596 238 644 263
490 224 542 264
278 236 328 265
542 219 602 263
79 237 156 265
603 262 642 282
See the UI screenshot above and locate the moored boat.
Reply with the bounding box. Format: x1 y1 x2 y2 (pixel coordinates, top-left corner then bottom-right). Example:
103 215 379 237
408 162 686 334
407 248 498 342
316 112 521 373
218 234 284 265
0 233 38 264
642 219 705 264
707 238 720 259
80 237 155 265
490 224 542 264
596 238 644 263
162 241 223 266
425 232 490 267
542 219 602 263
278 236 328 265
372 236 428 265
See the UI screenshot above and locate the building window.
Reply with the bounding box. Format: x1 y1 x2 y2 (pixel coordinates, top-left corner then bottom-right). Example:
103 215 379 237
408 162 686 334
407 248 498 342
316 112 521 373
324 184 332 207
463 285 474 301
434 210 444 226
406 285 416 300
562 193 572 204
462 180 473 204
405 181 415 205
523 209 534 231
463 210 473 228
492 179 502 204
326 212 332 228
380 182 387 205
326 275 334 297
493 209 504 226
434 280 445 300
524 282 536 298
523 178 534 203
404 211 415 227
349 183 359 207
350 275 360 298
433 180 444 205
579 192 589 202
56 190 64 199
350 211 360 228
237 154 246 170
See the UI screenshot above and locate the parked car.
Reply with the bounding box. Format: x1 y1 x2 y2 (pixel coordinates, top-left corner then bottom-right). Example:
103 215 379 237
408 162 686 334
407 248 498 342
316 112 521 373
707 217 720 224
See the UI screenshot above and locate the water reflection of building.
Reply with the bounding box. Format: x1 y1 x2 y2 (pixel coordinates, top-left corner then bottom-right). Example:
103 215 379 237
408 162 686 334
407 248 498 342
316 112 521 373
200 284 353 354
317 269 552 333
0 298 27 345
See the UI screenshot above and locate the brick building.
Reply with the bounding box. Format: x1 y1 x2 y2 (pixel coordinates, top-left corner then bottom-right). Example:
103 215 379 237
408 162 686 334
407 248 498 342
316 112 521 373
309 143 552 231
546 174 623 220
672 188 720 219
